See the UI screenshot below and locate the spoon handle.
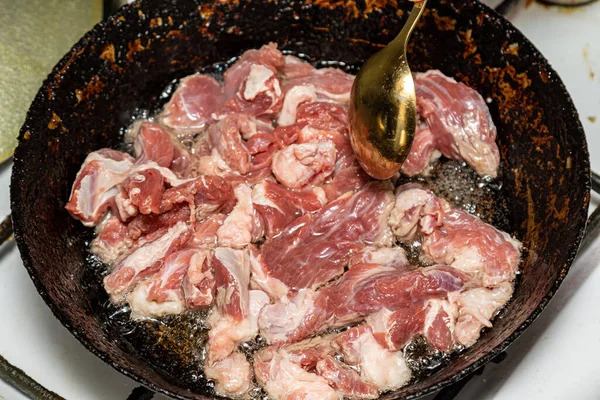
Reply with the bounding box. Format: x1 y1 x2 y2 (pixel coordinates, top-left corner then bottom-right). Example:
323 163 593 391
392 0 428 50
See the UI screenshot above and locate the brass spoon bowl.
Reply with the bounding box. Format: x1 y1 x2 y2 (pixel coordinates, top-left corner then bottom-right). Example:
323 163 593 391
349 0 428 179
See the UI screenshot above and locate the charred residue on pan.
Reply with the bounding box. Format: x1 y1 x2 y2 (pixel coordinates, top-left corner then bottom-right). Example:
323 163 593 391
9 0 589 399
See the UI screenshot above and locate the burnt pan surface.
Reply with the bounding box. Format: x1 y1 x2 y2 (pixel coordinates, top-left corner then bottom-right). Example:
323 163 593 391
10 0 590 398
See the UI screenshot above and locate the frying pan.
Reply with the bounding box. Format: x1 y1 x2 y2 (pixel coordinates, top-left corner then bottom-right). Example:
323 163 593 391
9 0 591 398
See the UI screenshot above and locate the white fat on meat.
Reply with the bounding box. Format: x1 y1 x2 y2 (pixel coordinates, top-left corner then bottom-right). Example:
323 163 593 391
248 245 290 300
258 289 317 344
256 349 338 400
205 352 253 397
388 184 448 241
207 289 270 364
65 149 134 226
127 280 185 320
451 282 513 347
243 64 277 100
335 326 412 392
350 246 408 269
272 142 336 189
103 221 189 301
217 184 260 248
277 85 318 126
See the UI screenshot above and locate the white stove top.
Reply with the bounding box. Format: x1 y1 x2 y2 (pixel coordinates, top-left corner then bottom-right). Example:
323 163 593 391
1 3 600 399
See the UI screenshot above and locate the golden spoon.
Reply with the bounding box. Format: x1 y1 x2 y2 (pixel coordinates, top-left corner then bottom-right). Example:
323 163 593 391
348 0 428 179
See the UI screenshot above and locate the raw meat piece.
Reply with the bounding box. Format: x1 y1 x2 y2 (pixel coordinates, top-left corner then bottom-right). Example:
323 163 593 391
125 168 164 215
190 214 226 248
217 184 263 248
91 215 132 263
252 179 326 240
298 126 353 159
273 125 300 147
221 44 285 118
159 175 236 221
254 344 338 400
248 244 289 300
451 282 513 346
182 249 215 308
333 325 412 392
400 123 441 176
205 352 253 397
422 208 521 286
282 68 354 104
258 182 395 296
296 101 350 134
134 122 174 168
65 149 134 226
316 355 379 399
322 157 371 202
209 115 254 174
160 74 224 132
127 249 211 319
259 262 470 344
367 298 458 352
271 142 336 189
415 70 500 177
212 247 251 321
206 289 270 364
388 183 448 241
277 85 317 126
104 221 191 300
127 204 191 241
281 55 316 79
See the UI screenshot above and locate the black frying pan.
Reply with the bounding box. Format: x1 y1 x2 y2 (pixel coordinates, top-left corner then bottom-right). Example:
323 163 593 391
9 0 591 398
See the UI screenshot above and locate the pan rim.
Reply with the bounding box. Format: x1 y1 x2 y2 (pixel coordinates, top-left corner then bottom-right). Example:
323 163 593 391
9 0 591 398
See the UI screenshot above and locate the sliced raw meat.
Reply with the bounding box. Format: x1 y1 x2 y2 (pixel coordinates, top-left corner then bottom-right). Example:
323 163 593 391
277 85 317 126
191 214 226 248
451 282 513 347
212 247 251 321
316 355 379 399
254 344 338 400
205 352 253 397
91 215 132 263
134 121 174 168
104 221 191 300
298 126 353 159
209 115 254 174
422 208 521 286
125 168 164 215
182 249 215 308
400 123 441 176
217 184 263 248
283 68 354 104
65 149 134 226
127 203 191 241
296 101 350 134
271 142 336 189
206 289 270 364
415 70 500 177
390 184 522 286
252 179 326 240
333 325 412 392
281 55 316 79
259 262 470 344
368 298 458 352
160 74 223 132
322 158 371 202
248 244 289 300
388 183 448 241
126 248 210 319
160 175 236 221
258 182 395 296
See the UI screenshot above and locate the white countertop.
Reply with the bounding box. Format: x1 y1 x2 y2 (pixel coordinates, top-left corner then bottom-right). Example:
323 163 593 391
1 2 600 399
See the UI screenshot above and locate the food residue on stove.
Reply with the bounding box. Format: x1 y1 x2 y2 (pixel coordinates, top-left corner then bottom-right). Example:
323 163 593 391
583 43 596 80
64 43 522 399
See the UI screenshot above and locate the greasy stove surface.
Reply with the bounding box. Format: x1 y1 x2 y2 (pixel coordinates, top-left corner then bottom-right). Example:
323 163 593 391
1 2 600 400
